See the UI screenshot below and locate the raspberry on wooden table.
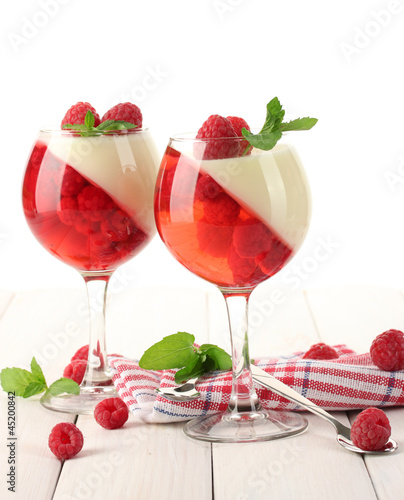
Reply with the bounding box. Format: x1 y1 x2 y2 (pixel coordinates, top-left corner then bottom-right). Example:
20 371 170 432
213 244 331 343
94 397 129 430
63 360 87 385
71 345 89 362
195 115 240 160
370 329 404 371
302 343 339 360
101 102 143 128
350 408 391 451
48 422 84 460
61 102 101 128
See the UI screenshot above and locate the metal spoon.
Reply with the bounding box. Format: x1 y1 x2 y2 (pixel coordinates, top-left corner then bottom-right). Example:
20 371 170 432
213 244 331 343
250 365 398 455
156 377 200 402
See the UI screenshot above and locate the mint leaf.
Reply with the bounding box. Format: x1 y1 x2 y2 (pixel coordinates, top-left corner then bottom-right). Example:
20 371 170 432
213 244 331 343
62 117 137 137
30 357 46 386
96 120 115 131
175 356 206 384
139 332 197 370
84 110 95 129
140 333 233 383
0 367 40 397
101 121 137 131
280 117 318 131
200 345 232 370
46 378 80 397
62 123 88 131
264 97 285 132
242 97 317 153
242 129 282 151
23 381 47 398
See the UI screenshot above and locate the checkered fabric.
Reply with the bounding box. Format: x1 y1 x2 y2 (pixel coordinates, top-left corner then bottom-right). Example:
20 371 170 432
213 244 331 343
109 345 404 423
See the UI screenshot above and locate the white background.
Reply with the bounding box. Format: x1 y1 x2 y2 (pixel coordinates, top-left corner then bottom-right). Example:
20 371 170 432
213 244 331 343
1 0 404 294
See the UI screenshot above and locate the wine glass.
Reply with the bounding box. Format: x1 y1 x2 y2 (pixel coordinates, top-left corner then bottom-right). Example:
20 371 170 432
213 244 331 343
22 127 159 414
154 133 312 442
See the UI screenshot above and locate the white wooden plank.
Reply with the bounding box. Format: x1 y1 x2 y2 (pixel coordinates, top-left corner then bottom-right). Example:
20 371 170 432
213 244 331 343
304 285 404 352
0 288 89 381
0 395 75 500
209 288 378 500
212 412 377 500
0 290 14 319
305 285 404 499
348 406 404 500
0 289 79 500
53 417 212 500
106 285 213 357
206 285 322 359
43 285 213 500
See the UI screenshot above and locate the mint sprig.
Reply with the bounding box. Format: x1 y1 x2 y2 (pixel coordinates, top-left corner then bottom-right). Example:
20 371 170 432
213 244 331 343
139 332 232 384
242 97 317 154
62 110 138 137
0 357 80 398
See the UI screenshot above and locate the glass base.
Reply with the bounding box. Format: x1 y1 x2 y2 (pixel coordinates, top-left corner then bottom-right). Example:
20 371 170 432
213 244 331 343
40 384 117 415
184 409 308 443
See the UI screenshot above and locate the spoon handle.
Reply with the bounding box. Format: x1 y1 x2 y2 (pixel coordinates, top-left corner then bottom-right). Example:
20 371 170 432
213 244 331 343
251 365 351 435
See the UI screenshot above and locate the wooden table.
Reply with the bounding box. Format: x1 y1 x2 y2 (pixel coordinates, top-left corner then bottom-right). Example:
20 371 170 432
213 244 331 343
0 284 403 499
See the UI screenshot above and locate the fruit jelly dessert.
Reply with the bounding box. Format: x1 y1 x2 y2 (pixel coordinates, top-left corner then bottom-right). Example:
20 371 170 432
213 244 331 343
155 148 293 288
23 141 149 271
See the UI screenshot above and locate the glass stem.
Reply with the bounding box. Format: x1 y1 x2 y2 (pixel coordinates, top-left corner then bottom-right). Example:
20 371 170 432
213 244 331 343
81 273 113 387
221 291 261 413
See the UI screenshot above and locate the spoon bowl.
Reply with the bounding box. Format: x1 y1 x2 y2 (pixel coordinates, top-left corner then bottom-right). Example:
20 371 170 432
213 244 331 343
250 365 398 455
156 377 200 402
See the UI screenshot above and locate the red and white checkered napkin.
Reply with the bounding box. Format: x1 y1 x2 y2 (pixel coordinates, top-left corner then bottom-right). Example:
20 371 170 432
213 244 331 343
109 345 404 424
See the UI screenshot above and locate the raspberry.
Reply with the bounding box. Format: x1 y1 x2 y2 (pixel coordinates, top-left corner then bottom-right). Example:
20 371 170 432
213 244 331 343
77 185 114 221
100 210 134 242
29 143 47 171
233 218 273 258
195 115 240 160
63 360 87 384
203 192 240 225
94 397 129 430
61 102 100 128
228 246 258 284
74 217 98 235
195 174 223 201
60 166 88 196
48 422 84 460
256 238 292 276
197 220 233 258
58 196 80 225
351 408 391 451
71 345 89 362
226 116 251 155
101 102 142 128
302 343 339 360
370 329 404 371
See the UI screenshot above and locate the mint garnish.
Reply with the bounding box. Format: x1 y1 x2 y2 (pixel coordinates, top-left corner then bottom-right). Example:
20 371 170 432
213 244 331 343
242 97 317 154
62 110 137 137
0 357 80 398
139 332 232 384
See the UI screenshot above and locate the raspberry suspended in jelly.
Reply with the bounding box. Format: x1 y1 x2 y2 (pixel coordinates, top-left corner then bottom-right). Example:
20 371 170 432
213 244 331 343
203 192 240 226
22 141 151 272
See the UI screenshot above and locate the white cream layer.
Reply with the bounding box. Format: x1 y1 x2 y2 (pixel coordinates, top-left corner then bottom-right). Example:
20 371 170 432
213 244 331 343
198 144 311 250
42 130 159 234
